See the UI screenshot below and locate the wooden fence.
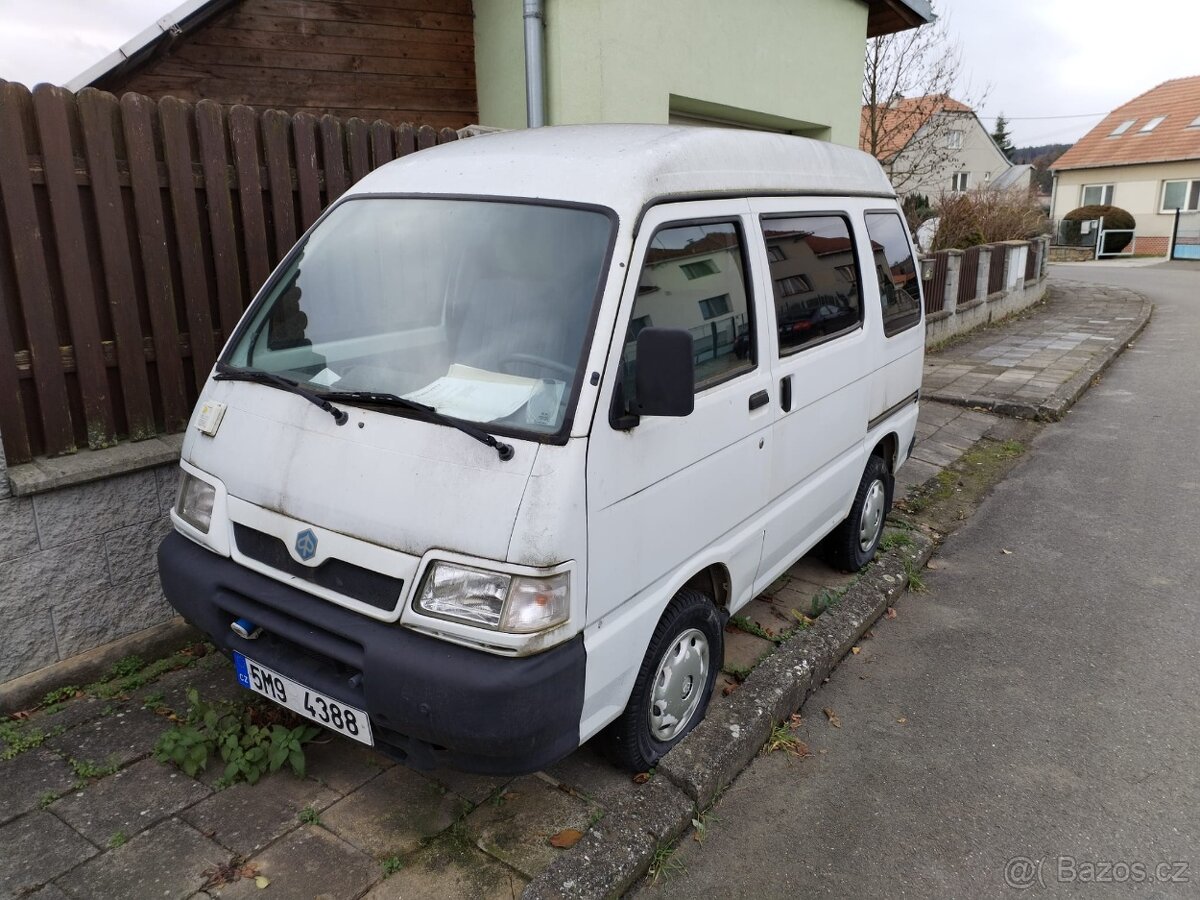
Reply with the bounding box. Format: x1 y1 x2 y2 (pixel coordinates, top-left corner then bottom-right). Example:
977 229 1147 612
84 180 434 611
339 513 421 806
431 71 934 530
0 79 459 466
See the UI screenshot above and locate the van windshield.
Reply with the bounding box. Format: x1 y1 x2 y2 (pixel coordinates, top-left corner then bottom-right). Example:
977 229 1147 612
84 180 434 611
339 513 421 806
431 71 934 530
223 197 614 437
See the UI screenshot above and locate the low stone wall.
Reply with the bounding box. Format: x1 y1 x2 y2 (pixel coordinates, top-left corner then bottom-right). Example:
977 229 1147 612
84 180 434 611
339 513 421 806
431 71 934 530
1048 245 1095 262
923 238 1050 347
0 448 180 692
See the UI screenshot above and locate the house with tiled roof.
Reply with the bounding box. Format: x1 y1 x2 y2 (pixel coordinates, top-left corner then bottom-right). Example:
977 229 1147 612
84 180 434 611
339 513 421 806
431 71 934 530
860 94 1021 199
1051 76 1200 256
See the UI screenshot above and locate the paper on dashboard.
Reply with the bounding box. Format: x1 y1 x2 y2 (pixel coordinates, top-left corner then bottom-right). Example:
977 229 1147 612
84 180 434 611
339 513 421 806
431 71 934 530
402 364 539 422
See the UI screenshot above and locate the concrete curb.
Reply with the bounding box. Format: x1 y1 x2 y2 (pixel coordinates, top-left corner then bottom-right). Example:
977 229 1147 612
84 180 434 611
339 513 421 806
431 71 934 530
929 293 1153 422
522 532 936 899
0 617 199 714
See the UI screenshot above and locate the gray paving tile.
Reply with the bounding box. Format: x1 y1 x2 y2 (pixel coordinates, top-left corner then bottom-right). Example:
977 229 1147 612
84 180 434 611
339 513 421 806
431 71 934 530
0 811 98 897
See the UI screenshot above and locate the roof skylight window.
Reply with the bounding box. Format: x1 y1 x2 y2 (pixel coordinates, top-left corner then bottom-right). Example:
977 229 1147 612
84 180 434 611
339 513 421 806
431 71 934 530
1110 119 1136 136
1139 116 1166 132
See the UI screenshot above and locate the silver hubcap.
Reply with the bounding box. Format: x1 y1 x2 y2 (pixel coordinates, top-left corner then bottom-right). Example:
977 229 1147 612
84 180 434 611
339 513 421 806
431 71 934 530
648 628 710 742
859 479 886 552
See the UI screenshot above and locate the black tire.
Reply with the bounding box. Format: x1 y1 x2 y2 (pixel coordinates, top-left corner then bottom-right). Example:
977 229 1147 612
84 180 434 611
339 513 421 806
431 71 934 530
600 588 723 772
822 454 892 572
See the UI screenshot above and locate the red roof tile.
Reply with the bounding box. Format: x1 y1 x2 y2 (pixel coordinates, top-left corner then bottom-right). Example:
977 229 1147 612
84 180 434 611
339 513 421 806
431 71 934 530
1053 76 1200 171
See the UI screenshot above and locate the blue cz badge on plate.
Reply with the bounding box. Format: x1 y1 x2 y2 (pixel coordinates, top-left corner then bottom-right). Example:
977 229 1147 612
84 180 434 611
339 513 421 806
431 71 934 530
233 652 251 688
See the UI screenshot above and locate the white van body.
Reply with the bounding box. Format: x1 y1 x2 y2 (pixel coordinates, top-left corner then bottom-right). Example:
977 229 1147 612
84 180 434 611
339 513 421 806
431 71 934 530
158 125 923 774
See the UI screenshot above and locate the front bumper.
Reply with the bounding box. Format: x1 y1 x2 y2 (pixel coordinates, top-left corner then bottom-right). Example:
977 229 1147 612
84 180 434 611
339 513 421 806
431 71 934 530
158 532 586 775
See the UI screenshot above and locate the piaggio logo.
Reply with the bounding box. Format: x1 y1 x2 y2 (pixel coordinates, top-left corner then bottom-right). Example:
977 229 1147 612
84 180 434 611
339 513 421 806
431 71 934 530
295 528 318 561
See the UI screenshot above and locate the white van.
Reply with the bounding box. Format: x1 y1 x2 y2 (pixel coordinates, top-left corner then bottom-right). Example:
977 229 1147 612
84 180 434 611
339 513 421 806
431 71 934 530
158 125 923 775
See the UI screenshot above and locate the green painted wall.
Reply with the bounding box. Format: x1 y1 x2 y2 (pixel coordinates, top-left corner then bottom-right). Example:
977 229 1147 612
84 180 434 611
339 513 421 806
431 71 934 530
474 0 869 146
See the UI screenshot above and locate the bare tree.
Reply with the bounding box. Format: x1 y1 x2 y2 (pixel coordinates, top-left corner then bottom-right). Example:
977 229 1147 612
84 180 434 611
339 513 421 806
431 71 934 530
861 6 987 196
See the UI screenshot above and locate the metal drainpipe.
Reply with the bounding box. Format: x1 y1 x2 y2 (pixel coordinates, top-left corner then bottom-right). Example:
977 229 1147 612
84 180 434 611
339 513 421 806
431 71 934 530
523 0 546 128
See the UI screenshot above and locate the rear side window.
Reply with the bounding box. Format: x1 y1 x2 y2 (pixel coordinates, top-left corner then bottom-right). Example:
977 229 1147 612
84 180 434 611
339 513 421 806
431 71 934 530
760 215 862 355
621 221 754 392
865 212 922 336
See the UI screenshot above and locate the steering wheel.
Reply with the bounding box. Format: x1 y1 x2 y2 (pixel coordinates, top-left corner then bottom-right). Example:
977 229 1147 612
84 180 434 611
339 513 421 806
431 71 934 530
499 353 575 380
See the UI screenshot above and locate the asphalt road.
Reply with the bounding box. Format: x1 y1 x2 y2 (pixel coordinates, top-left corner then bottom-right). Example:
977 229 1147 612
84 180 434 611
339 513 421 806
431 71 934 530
646 262 1200 899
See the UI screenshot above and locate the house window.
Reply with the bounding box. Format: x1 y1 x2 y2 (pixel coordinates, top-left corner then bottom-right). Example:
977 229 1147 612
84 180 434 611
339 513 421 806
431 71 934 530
951 172 969 192
1081 184 1114 206
760 215 862 354
698 294 732 319
945 130 963 149
1110 119 1136 136
1139 116 1166 133
766 244 787 262
680 259 718 279
1190 114 1200 129
1162 180 1200 212
775 275 813 297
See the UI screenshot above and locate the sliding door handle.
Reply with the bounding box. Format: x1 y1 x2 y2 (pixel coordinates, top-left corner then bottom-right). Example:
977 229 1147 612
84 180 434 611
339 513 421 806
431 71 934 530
780 375 792 413
748 390 770 411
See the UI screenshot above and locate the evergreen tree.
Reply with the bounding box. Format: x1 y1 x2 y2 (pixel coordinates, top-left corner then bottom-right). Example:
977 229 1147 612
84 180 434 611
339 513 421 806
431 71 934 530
991 114 1015 160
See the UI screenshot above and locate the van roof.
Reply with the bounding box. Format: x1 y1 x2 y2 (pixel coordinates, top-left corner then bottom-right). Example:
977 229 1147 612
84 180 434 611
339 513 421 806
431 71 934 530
348 124 896 217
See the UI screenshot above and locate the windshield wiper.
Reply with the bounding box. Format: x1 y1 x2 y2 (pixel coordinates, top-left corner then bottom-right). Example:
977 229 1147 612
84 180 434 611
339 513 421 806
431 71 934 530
213 363 349 426
326 389 515 461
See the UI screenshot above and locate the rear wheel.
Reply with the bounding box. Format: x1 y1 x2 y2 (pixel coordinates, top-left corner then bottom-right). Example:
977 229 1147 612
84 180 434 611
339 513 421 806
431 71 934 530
600 588 723 772
822 454 891 572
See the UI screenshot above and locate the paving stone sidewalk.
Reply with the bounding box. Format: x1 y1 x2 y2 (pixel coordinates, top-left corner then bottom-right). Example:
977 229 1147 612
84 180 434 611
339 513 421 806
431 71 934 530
923 279 1152 421
7 285 1138 900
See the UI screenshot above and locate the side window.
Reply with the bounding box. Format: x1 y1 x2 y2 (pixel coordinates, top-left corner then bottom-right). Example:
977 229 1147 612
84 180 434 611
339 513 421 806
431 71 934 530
865 212 922 337
621 221 754 394
760 215 862 355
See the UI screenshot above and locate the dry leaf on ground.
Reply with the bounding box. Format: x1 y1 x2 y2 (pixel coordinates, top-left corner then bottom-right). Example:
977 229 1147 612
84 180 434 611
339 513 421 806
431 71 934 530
632 772 651 784
549 829 584 849
885 608 898 620
851 646 861 655
822 707 842 728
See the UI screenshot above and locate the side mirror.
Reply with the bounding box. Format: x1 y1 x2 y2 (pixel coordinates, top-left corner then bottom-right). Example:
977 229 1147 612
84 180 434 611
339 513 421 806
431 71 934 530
633 328 694 417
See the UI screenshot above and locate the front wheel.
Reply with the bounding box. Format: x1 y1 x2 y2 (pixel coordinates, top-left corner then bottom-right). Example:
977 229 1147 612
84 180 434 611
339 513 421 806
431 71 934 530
600 588 723 772
822 454 891 572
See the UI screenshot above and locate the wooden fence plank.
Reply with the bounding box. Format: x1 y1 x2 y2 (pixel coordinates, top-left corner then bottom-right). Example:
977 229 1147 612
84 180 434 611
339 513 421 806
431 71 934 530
32 84 117 448
120 92 189 432
76 88 157 441
437 127 458 144
319 114 347 203
292 113 322 232
0 82 76 456
261 108 296 261
395 123 416 157
345 117 370 184
416 124 437 151
229 105 272 294
160 96 216 385
370 120 394 169
195 99 245 341
0 217 33 462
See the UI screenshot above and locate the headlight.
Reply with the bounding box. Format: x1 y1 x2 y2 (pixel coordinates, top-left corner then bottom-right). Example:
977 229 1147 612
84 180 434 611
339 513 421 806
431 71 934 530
415 562 570 633
176 473 216 533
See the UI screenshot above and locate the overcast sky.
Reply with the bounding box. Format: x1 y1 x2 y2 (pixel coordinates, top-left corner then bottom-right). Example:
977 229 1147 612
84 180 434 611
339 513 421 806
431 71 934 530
1 0 1197 148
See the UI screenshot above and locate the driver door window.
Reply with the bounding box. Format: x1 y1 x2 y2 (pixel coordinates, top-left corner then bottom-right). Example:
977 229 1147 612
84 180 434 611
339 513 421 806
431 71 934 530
620 221 756 398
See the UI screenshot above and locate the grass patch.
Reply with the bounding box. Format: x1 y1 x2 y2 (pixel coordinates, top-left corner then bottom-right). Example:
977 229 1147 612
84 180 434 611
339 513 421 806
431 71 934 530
763 721 810 758
108 831 127 849
902 558 927 593
721 662 754 681
42 685 80 706
728 615 781 644
0 721 48 760
381 855 404 878
299 805 321 825
648 843 685 884
880 530 915 552
70 756 121 781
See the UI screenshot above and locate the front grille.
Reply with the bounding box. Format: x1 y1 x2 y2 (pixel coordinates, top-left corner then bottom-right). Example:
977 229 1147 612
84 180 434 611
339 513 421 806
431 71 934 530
233 524 404 612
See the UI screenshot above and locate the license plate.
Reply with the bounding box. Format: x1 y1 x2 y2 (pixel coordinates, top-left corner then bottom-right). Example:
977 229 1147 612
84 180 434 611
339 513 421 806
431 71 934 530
233 652 373 746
